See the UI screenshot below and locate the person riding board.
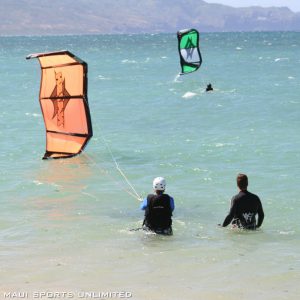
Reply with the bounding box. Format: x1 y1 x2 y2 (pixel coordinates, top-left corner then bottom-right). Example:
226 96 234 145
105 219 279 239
140 177 175 235
206 83 213 92
221 173 264 230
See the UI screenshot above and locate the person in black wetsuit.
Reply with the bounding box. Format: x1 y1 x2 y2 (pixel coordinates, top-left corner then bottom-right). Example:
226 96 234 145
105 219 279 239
206 83 213 92
221 173 264 230
140 177 175 235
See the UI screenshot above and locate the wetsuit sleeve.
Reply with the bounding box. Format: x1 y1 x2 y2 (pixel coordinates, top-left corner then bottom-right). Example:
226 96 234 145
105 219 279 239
222 197 236 227
170 197 175 212
140 198 148 210
256 199 264 228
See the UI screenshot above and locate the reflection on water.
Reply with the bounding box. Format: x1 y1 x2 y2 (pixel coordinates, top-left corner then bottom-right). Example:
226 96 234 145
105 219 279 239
36 155 92 189
30 155 94 222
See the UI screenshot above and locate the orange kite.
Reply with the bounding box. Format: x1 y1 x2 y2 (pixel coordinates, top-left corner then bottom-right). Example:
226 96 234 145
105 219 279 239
27 50 93 159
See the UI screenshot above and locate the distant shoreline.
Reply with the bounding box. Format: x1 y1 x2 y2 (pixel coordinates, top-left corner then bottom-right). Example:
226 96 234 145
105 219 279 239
1 30 300 38
1 0 300 36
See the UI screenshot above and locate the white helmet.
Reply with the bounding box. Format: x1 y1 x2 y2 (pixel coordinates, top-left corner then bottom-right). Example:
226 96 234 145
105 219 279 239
153 177 166 191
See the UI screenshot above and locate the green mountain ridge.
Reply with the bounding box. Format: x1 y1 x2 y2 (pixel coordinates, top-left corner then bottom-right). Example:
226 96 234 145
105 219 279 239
1 0 299 35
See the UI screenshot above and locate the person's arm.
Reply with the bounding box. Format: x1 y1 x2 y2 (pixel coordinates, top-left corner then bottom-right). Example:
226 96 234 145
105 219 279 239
256 200 264 228
170 197 175 212
222 197 236 227
140 198 148 210
222 213 234 227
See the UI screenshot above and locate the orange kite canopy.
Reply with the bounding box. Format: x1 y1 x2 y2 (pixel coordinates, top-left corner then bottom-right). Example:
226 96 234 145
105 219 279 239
26 50 93 159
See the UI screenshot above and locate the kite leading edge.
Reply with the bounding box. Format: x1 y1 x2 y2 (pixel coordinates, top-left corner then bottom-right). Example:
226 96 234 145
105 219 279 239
177 28 202 75
27 50 93 159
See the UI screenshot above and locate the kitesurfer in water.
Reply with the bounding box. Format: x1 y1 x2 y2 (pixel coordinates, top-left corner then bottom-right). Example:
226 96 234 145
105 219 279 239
221 174 264 230
140 177 174 235
206 83 213 92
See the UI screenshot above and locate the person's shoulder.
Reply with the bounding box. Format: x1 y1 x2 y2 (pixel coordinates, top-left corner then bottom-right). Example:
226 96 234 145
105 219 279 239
146 194 155 201
247 191 261 201
247 190 259 197
164 193 173 199
231 193 240 201
231 192 244 205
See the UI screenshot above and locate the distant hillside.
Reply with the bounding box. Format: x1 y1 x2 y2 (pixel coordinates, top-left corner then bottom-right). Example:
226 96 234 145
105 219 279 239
1 0 300 35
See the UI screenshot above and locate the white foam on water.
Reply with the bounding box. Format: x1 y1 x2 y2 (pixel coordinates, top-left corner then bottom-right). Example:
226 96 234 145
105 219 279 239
33 180 43 186
182 91 197 98
174 73 181 82
25 112 41 117
121 59 137 64
274 57 289 62
97 74 111 80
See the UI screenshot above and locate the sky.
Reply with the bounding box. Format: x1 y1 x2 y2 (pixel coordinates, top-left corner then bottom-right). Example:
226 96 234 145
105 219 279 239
204 0 300 12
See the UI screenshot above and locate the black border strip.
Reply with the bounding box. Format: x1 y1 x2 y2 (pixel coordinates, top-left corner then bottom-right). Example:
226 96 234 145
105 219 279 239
43 151 78 160
41 95 83 100
47 130 89 138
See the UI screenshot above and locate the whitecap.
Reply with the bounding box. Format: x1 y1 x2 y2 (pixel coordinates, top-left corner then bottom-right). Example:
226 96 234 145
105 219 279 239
25 113 41 117
33 180 43 186
193 167 208 172
182 92 197 98
199 236 212 240
288 76 295 80
279 231 295 235
134 149 143 153
174 74 181 82
121 59 137 64
97 75 111 80
236 47 242 50
215 143 224 147
274 57 289 62
204 177 212 181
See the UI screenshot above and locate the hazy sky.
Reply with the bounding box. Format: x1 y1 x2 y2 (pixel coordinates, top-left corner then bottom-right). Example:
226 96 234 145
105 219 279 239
204 0 300 12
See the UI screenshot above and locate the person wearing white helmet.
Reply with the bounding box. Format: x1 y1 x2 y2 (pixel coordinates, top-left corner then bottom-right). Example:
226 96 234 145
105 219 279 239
140 177 175 235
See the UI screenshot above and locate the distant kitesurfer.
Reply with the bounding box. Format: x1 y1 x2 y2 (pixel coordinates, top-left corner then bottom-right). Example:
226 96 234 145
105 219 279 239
140 177 175 235
221 174 264 230
206 83 213 92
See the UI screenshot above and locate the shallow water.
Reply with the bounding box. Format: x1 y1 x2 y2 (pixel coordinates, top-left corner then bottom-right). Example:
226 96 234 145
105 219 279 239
0 32 299 299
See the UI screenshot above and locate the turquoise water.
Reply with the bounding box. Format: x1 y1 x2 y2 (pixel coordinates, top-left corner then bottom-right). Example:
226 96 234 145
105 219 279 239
0 32 299 299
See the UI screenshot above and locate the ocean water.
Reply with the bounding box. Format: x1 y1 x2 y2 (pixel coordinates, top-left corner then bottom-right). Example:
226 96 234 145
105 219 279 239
0 32 299 299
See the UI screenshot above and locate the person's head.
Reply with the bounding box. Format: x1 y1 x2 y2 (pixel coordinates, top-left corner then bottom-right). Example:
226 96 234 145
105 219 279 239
237 173 248 191
153 177 166 194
